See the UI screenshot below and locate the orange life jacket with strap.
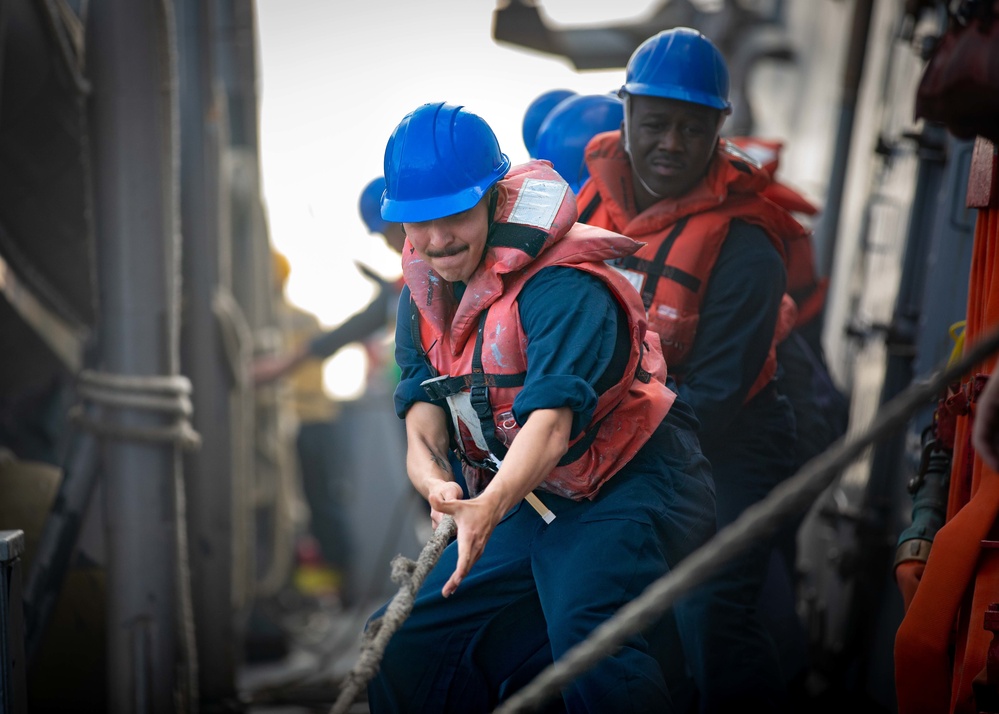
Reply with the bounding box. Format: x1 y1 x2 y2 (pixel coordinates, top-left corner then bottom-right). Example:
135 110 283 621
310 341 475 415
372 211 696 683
726 136 829 328
577 131 804 401
403 160 675 500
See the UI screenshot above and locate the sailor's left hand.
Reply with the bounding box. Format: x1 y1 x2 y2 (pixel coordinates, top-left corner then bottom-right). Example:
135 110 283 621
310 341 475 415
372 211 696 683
432 494 504 598
426 480 464 530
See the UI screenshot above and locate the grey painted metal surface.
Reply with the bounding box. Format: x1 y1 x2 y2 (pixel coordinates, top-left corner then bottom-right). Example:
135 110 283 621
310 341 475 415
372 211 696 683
0 530 27 714
213 0 269 626
176 0 244 705
0 532 24 569
87 1 185 710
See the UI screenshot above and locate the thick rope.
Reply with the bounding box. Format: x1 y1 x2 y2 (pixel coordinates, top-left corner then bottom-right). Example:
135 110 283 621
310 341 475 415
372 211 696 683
494 325 999 714
330 515 458 714
152 0 200 708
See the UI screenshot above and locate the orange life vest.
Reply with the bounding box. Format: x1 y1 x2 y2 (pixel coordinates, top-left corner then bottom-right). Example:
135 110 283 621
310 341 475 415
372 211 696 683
403 160 675 500
577 131 804 401
727 136 829 328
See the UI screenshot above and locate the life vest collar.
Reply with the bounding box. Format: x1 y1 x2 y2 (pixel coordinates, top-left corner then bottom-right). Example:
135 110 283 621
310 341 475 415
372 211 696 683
403 160 587 354
583 131 774 237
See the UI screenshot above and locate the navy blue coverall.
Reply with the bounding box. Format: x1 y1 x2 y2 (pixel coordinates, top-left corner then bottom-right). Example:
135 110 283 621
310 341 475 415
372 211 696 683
367 267 717 713
667 220 801 712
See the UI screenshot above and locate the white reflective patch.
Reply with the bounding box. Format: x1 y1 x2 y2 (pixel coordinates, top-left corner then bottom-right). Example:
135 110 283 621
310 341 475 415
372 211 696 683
723 141 763 169
612 266 645 294
656 304 679 320
738 143 776 168
508 178 568 230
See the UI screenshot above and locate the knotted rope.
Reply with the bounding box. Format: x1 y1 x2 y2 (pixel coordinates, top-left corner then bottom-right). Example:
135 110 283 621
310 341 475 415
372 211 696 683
330 515 458 714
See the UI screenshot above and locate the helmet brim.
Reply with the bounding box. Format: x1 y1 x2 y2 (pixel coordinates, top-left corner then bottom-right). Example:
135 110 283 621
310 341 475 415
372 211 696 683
381 156 510 223
622 82 732 112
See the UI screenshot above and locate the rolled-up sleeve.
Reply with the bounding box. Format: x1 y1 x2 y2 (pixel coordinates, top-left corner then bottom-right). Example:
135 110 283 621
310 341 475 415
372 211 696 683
514 267 622 438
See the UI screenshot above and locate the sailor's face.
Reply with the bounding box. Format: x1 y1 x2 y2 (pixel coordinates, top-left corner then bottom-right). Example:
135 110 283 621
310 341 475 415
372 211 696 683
404 197 490 283
625 94 723 202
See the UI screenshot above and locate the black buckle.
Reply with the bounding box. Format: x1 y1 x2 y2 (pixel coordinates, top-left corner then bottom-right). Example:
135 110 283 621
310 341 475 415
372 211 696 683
459 448 499 475
469 384 492 420
421 375 451 401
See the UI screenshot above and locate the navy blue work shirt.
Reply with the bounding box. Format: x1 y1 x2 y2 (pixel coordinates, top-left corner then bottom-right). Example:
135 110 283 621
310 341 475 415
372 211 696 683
670 219 789 443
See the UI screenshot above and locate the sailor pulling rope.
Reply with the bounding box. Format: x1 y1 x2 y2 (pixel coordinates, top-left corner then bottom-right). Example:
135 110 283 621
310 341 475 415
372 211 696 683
330 325 999 714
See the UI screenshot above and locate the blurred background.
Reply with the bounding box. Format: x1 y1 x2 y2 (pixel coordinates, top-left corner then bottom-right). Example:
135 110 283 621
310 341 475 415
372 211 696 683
0 1 982 712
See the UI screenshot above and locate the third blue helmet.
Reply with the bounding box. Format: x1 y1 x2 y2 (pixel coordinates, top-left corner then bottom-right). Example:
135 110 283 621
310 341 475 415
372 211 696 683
381 102 511 223
622 28 731 112
359 177 387 234
533 93 623 193
522 88 577 158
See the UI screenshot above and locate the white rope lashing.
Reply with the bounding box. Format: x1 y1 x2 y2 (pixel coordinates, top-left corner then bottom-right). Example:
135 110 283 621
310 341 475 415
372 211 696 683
72 369 201 450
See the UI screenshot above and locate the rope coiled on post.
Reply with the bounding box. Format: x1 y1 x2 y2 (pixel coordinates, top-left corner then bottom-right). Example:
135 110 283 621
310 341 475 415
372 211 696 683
492 324 999 714
330 515 458 714
71 367 202 712
72 369 202 450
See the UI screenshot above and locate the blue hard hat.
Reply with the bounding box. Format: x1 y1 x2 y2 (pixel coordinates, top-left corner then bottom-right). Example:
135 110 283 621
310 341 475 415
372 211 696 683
359 177 388 234
622 28 731 112
522 88 577 158
381 102 511 223
534 93 624 193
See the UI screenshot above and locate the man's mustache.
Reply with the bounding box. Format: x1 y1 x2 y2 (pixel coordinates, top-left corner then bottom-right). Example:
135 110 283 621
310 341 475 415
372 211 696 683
425 245 468 258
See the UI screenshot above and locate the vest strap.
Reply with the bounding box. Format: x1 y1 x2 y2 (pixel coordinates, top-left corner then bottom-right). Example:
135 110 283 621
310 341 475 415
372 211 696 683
557 414 604 466
635 340 652 384
422 372 527 400
616 255 702 295
487 222 549 257
410 297 438 377
617 216 693 310
470 311 513 461
578 193 602 224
